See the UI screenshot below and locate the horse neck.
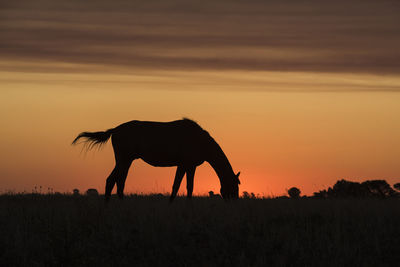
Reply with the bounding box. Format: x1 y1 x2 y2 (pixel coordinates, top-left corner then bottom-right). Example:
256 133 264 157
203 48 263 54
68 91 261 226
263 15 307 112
206 139 234 183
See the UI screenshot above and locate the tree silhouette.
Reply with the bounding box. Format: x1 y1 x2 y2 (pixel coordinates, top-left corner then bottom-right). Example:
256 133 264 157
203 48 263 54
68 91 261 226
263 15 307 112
394 183 400 191
332 180 369 198
313 179 398 198
362 180 396 198
288 187 301 199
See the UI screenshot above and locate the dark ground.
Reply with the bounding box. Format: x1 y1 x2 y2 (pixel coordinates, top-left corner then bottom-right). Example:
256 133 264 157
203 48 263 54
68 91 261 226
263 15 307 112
1 194 399 266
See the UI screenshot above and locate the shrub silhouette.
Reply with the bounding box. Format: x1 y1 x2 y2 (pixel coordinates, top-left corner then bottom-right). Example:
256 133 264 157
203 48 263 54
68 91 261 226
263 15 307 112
73 189 80 196
208 191 222 199
241 191 257 199
242 191 250 199
86 188 99 197
288 187 301 199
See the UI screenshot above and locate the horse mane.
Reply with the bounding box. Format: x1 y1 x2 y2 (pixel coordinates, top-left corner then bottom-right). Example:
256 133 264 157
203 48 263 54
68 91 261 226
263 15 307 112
182 117 210 132
182 117 216 143
182 117 202 128
181 118 238 188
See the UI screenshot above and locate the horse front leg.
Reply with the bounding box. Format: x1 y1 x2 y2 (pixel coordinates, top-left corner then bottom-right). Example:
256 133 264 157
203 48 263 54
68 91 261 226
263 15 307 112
170 166 185 202
186 166 196 199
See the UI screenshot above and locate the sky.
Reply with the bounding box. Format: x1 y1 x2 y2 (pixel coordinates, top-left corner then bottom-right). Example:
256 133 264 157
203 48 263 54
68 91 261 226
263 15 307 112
1 0 399 196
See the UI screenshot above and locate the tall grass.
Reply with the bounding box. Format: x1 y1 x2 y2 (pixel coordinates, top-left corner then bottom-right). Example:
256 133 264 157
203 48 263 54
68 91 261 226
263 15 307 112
1 194 399 266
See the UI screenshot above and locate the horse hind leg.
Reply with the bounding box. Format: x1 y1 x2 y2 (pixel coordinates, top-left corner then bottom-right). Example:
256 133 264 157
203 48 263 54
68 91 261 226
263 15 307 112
115 160 132 199
105 158 132 201
105 167 118 201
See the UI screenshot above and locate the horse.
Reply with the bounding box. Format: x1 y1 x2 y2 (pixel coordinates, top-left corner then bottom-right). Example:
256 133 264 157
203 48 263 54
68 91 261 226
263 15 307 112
72 118 240 201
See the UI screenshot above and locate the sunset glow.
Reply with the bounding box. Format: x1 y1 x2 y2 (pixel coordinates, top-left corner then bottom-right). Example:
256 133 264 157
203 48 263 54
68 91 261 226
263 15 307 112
1 0 399 196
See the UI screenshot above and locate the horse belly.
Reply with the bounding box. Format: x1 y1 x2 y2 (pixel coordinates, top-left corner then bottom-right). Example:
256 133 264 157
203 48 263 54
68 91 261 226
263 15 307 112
141 158 178 167
138 146 204 167
140 152 180 167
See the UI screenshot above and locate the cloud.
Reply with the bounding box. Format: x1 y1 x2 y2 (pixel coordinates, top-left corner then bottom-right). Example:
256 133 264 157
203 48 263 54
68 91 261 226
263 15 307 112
1 0 400 74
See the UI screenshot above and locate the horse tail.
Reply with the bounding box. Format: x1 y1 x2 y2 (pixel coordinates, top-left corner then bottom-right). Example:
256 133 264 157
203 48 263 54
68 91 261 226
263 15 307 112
71 128 114 151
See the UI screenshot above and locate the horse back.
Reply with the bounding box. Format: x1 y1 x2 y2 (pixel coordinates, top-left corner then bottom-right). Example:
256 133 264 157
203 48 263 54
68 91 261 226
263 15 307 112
110 119 211 166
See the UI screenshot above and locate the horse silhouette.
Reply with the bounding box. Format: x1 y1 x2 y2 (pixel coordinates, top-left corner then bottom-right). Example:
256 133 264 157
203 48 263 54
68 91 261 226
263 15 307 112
72 118 240 201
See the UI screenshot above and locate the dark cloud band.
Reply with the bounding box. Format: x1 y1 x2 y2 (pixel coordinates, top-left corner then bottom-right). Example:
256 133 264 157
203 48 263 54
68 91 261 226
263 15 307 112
1 0 399 74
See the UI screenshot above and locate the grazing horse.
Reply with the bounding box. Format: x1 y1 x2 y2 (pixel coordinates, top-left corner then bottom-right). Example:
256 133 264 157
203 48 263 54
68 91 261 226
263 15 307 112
72 119 240 201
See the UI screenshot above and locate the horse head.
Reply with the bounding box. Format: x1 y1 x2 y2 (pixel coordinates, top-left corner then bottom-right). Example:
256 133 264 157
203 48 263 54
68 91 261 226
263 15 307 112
220 171 240 199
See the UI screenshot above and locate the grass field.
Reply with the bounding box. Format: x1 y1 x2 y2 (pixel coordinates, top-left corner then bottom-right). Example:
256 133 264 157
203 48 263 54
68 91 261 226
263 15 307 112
1 194 399 266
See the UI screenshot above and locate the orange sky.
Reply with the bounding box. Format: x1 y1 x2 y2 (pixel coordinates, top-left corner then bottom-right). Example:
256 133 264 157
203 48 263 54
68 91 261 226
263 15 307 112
1 0 399 196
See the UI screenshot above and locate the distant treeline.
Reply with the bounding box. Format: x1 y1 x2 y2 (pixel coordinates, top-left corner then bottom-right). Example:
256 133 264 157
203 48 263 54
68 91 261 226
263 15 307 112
241 180 400 200
312 179 400 199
